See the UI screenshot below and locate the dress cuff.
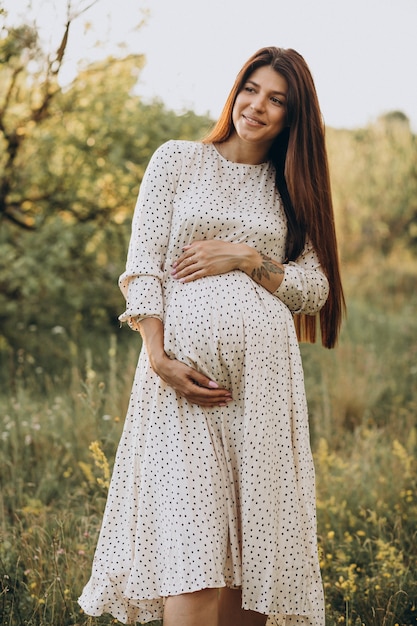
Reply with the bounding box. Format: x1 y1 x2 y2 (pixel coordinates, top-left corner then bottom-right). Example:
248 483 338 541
118 276 164 328
274 263 329 314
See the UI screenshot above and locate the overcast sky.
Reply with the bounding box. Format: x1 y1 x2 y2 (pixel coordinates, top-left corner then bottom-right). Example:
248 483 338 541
4 0 417 131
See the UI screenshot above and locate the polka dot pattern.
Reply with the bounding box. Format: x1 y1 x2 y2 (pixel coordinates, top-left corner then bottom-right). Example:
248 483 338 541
79 141 328 625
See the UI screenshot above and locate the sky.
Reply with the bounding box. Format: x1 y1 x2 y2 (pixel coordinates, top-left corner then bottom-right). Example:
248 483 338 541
4 0 417 131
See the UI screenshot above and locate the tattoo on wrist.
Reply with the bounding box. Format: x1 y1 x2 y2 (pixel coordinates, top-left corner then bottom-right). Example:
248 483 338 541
251 253 285 282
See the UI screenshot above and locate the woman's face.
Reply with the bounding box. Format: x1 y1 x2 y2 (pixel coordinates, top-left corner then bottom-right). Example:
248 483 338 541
232 65 288 150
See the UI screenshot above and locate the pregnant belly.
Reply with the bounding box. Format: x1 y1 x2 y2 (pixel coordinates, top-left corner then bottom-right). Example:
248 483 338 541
163 272 290 390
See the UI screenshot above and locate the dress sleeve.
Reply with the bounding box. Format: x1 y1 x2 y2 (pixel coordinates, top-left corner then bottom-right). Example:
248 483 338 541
118 141 181 331
273 238 329 315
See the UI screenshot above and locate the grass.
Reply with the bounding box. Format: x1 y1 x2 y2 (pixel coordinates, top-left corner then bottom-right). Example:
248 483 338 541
315 431 417 625
1 259 417 625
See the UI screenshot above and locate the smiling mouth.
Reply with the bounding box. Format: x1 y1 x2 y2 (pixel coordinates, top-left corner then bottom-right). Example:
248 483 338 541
243 114 265 126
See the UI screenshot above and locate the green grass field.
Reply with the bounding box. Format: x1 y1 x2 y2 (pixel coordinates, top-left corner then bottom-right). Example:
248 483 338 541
1 263 416 626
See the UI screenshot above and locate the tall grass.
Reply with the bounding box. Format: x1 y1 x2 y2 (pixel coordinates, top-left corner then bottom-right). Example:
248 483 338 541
1 259 416 625
316 431 417 625
0 335 136 626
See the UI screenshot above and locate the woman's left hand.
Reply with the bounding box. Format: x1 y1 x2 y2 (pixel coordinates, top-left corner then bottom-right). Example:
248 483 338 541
171 240 249 282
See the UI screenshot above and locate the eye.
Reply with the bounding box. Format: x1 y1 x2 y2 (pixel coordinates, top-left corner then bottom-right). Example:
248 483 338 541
243 86 255 93
271 96 284 106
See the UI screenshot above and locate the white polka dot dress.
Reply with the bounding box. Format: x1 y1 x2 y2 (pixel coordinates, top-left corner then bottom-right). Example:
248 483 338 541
78 141 329 625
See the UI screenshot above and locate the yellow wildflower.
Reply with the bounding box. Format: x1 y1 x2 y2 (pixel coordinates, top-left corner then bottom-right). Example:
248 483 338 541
89 440 111 489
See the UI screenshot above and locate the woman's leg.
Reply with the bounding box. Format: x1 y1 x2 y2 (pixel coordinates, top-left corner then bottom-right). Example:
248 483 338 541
218 587 268 626
163 588 219 626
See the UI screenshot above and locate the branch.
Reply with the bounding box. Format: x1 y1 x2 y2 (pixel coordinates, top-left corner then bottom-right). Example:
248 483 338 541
69 0 101 20
31 1 101 121
52 20 70 72
0 65 24 125
1 203 37 230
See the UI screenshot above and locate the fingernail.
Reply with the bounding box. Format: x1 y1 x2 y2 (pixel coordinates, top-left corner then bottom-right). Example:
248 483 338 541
208 380 219 388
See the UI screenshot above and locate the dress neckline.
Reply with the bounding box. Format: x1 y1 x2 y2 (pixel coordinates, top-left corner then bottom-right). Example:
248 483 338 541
210 143 270 168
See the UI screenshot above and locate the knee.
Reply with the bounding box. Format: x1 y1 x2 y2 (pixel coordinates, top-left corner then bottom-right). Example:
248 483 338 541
169 587 218 604
164 587 219 616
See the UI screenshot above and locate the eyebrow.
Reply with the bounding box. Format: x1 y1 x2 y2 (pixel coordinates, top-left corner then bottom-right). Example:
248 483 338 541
246 79 287 98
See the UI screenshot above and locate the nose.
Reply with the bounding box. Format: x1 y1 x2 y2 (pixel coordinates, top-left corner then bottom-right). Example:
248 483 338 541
250 93 266 112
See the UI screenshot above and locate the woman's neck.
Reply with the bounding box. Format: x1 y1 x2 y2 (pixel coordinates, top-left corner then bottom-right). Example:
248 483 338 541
215 133 270 165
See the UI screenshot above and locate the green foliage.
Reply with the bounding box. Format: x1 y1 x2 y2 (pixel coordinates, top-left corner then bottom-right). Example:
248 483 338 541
0 22 39 64
316 432 417 626
0 34 212 384
302 274 417 444
327 114 417 260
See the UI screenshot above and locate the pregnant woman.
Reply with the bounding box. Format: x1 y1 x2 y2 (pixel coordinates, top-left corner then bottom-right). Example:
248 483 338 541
79 46 344 626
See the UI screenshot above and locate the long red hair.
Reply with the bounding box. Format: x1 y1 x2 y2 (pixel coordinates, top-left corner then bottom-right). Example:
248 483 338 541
203 47 345 348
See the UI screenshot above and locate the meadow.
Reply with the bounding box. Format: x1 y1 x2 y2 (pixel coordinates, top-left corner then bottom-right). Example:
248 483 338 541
1 257 416 626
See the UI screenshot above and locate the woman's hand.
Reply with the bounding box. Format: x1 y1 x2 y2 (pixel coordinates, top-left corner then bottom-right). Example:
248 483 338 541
153 354 233 407
171 239 286 293
138 317 232 407
171 240 252 282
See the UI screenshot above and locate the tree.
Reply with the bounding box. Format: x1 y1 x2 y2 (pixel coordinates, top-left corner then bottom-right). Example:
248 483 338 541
0 7 212 385
327 114 417 261
0 1 103 228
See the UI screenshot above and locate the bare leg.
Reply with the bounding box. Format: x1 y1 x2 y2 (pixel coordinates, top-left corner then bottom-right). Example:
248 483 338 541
218 587 268 626
163 588 219 626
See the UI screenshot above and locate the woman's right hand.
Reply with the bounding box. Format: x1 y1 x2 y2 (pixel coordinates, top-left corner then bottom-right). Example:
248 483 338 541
138 316 232 407
153 354 233 407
